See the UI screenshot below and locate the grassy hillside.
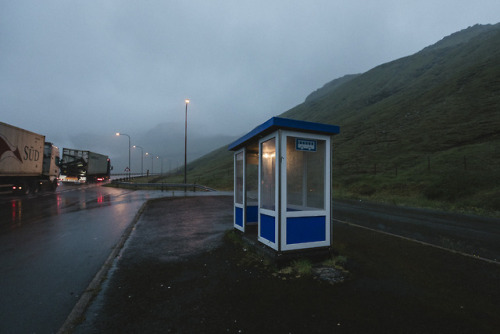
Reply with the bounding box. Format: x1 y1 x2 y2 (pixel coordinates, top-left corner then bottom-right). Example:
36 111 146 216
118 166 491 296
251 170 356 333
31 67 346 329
282 23 500 215
156 145 234 190
161 23 500 216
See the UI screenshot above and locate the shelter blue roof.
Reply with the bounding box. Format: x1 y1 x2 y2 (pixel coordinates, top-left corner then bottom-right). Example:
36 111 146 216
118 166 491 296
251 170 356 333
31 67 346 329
228 117 340 151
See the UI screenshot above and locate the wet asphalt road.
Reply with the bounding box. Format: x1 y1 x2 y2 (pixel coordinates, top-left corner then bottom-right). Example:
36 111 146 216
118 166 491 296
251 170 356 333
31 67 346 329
1 184 499 333
0 184 199 334
333 199 500 262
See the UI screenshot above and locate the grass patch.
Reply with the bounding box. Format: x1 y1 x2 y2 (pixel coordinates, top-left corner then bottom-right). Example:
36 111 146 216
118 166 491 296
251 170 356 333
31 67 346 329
291 258 313 276
322 255 348 270
223 230 273 269
223 229 245 247
277 258 313 278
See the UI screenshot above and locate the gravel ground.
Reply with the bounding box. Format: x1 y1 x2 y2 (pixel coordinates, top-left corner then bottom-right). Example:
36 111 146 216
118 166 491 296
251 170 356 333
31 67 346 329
73 196 500 334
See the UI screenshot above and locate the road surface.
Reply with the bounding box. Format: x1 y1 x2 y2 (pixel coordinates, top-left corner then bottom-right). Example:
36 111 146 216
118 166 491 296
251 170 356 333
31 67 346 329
0 184 194 333
0 185 498 333
333 199 500 262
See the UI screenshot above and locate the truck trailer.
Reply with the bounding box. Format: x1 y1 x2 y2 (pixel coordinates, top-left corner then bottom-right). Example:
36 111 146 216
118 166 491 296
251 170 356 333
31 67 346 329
59 148 111 183
0 122 60 194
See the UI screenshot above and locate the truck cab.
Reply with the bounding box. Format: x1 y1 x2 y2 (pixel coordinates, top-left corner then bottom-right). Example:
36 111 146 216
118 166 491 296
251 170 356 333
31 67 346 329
42 143 60 188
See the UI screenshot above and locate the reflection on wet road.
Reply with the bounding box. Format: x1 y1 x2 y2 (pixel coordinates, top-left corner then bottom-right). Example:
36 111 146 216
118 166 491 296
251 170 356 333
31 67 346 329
2 184 125 231
0 184 205 334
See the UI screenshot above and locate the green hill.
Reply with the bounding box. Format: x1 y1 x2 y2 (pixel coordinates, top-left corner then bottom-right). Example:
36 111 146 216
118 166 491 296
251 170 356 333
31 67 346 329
167 23 500 216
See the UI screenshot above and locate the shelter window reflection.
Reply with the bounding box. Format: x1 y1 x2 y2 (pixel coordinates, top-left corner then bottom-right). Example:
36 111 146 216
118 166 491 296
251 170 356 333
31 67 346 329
286 137 325 211
260 138 276 210
235 151 244 204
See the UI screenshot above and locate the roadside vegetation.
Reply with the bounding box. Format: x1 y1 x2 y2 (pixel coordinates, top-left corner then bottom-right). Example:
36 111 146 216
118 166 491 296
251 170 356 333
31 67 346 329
223 230 349 283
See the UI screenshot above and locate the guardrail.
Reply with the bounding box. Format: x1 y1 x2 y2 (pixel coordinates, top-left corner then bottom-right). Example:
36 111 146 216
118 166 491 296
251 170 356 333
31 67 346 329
111 181 216 192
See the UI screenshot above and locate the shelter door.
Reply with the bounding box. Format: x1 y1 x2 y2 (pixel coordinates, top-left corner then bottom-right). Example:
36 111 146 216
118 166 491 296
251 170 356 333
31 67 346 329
258 134 279 250
281 131 331 251
234 149 245 232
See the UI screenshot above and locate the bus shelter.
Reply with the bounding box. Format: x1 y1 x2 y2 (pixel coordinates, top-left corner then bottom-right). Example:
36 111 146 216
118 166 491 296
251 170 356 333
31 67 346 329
228 117 340 252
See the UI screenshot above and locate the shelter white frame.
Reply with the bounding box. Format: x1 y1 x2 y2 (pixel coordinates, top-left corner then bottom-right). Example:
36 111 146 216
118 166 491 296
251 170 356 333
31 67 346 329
229 117 339 253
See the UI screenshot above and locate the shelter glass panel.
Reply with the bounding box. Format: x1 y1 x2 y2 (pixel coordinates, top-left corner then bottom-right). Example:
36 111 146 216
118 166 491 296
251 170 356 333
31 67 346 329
235 151 244 204
286 136 325 211
260 138 276 210
246 150 259 207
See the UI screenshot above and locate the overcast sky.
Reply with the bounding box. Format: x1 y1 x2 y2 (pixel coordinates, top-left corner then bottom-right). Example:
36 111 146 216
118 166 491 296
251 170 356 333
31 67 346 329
1 0 499 173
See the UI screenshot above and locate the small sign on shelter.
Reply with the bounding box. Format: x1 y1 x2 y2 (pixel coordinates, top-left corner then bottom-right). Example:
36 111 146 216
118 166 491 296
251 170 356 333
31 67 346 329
228 117 340 253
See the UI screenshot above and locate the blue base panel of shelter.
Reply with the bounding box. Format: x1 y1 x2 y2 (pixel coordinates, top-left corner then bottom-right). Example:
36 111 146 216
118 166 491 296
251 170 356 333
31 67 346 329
246 206 258 223
235 207 243 227
260 214 276 243
286 216 326 244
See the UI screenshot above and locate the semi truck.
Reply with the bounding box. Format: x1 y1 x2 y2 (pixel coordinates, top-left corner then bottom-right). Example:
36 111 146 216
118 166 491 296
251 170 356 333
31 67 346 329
0 121 60 194
59 148 111 183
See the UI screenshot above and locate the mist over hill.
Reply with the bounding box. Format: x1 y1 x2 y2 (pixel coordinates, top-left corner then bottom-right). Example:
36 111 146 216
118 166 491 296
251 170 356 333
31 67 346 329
181 23 500 214
132 122 237 173
72 122 237 175
304 74 360 103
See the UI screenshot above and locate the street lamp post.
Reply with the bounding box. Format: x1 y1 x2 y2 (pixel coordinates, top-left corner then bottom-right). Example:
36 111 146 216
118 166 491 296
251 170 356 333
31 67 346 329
133 145 144 176
145 152 154 175
116 132 131 180
184 99 190 184
156 156 164 175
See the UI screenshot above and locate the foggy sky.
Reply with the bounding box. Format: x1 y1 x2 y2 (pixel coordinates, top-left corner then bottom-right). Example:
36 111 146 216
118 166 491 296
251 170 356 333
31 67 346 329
1 0 499 173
